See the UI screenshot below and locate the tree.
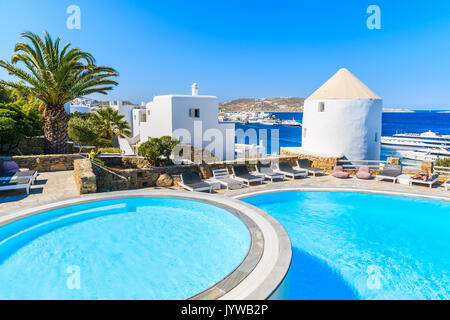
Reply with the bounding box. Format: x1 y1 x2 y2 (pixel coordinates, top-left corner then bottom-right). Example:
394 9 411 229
0 102 41 155
91 106 131 141
0 31 118 154
138 136 179 166
68 117 99 153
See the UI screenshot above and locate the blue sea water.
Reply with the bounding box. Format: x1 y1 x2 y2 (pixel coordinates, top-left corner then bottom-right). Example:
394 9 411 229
0 198 250 300
235 111 450 160
243 191 450 300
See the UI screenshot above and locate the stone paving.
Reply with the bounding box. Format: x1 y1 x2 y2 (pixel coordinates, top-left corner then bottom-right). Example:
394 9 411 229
0 171 79 216
1 171 449 217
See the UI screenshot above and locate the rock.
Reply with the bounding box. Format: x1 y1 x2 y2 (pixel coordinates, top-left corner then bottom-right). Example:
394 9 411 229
156 173 173 188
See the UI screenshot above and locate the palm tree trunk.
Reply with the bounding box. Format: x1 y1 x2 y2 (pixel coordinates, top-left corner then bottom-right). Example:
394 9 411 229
43 105 68 154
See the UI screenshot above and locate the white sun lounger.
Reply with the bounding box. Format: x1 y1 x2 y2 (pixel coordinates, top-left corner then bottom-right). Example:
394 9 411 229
178 172 213 193
445 180 449 191
274 161 307 179
0 176 32 194
409 174 440 189
211 169 244 190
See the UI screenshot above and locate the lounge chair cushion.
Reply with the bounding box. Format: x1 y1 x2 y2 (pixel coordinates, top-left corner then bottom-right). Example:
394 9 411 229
181 172 203 184
279 161 302 174
0 177 30 186
380 164 402 177
297 159 310 169
257 164 281 177
0 170 36 179
233 165 250 176
411 174 439 182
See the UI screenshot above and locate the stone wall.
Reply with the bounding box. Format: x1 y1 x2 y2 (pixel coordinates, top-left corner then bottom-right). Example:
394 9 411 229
74 159 97 194
91 162 129 193
280 148 340 173
8 136 74 156
11 154 83 172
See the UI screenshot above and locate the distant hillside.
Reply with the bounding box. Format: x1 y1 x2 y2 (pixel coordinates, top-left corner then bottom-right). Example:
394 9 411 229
219 97 305 112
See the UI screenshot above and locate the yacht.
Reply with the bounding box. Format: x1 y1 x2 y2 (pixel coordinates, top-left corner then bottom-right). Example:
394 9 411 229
381 131 450 150
281 119 301 127
397 147 450 162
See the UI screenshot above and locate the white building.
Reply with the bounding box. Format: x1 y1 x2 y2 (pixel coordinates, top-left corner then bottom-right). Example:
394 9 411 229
129 83 235 160
109 100 137 133
300 68 382 161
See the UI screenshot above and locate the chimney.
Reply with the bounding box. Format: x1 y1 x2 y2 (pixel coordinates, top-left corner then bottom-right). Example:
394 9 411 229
191 83 199 96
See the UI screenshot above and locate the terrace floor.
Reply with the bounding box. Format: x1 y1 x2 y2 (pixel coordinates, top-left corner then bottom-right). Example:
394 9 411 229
0 171 79 216
0 171 449 217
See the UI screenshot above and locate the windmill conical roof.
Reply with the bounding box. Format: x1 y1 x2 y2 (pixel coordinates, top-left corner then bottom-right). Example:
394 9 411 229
306 68 381 100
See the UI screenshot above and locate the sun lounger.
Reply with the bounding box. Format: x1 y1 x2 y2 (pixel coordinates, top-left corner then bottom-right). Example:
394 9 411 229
445 180 449 191
356 166 372 180
178 172 213 193
232 165 264 186
332 166 350 179
0 170 38 184
296 159 326 176
375 164 402 183
256 163 285 182
211 168 244 190
0 177 32 194
275 161 308 179
409 173 439 189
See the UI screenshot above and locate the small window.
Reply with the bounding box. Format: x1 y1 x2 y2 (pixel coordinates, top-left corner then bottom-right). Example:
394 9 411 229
318 102 325 112
140 113 147 122
375 132 378 142
147 110 150 115
189 108 200 118
303 127 307 139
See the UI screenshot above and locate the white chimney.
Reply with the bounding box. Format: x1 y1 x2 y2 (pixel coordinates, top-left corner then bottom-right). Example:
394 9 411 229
191 83 199 96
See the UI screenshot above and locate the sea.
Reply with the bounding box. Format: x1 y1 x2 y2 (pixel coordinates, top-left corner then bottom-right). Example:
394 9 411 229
235 111 450 161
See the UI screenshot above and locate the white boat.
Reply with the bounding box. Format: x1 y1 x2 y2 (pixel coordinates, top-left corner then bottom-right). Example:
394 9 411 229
259 119 277 126
381 131 450 150
397 147 450 161
281 119 301 127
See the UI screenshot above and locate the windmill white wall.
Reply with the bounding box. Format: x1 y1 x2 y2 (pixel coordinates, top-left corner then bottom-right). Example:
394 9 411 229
301 68 382 161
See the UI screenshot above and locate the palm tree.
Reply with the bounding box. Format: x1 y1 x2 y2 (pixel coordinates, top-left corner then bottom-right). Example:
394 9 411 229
0 31 118 154
92 106 131 141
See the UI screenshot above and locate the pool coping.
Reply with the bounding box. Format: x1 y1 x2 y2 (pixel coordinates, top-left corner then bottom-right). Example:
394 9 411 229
0 189 292 300
232 186 450 202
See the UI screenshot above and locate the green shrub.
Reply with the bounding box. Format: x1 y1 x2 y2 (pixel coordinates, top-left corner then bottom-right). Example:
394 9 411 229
0 102 41 155
435 157 450 168
98 147 122 154
138 136 179 166
68 118 100 153
87 150 105 166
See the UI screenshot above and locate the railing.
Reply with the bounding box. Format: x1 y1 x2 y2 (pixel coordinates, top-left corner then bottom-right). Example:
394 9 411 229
434 166 450 176
337 160 387 169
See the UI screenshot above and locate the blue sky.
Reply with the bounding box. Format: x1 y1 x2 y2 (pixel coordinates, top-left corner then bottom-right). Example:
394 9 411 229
1 0 450 109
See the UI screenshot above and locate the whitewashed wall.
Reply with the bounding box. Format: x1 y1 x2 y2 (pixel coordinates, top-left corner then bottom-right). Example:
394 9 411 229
301 99 382 161
140 95 235 160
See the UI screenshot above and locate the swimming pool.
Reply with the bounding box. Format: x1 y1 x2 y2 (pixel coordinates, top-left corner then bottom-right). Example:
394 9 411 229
243 191 450 300
0 197 251 300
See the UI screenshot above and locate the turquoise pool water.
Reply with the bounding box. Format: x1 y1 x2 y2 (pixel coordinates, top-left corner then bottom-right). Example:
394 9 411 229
0 198 250 300
243 191 450 300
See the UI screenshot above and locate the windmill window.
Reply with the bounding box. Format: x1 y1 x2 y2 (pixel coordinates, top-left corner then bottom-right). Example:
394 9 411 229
318 102 325 112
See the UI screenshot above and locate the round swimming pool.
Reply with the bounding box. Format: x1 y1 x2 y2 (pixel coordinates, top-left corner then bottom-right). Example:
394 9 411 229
242 191 450 300
0 197 251 300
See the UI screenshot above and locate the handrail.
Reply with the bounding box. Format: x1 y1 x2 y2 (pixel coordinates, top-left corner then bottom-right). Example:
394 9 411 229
338 160 388 163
